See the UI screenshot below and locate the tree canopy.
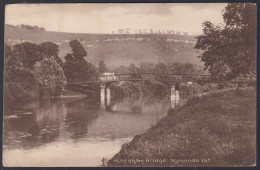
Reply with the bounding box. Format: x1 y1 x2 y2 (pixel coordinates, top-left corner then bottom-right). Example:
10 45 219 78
63 40 98 83
69 40 87 61
194 3 256 80
34 58 67 97
12 41 63 69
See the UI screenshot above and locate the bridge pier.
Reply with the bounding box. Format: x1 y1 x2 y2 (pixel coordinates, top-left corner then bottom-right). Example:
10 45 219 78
100 84 111 110
106 86 111 106
100 84 106 110
170 83 180 109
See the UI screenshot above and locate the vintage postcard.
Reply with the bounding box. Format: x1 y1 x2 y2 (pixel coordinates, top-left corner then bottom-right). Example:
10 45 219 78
2 3 256 167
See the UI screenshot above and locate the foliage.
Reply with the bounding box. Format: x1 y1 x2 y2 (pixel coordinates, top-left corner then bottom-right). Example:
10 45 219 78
4 44 23 71
128 63 141 79
113 65 130 74
69 40 87 61
63 40 99 83
4 42 66 113
195 3 256 80
12 41 63 69
13 42 41 68
140 62 155 74
153 63 171 86
98 60 109 74
38 42 63 66
65 53 73 62
4 67 39 110
63 60 98 83
113 62 201 87
34 58 67 97
4 44 39 108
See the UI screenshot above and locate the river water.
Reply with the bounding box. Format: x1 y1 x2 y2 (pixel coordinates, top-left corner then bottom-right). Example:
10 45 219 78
3 92 187 167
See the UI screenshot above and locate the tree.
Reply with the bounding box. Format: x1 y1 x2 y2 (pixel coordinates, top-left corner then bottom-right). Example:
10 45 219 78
194 3 256 80
12 41 63 69
4 44 23 71
63 40 98 83
38 42 62 66
34 58 67 98
63 60 98 83
13 42 41 68
69 40 87 61
98 60 108 74
223 3 257 74
4 44 38 109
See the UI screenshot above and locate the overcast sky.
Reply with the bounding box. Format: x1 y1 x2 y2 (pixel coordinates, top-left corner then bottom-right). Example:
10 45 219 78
5 3 227 35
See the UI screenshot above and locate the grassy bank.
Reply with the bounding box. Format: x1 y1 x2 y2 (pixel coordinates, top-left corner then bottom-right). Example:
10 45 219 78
107 88 256 167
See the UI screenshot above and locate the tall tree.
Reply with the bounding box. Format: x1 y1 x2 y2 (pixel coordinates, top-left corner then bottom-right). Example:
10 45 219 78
63 41 98 83
69 40 87 61
223 3 257 74
194 3 256 80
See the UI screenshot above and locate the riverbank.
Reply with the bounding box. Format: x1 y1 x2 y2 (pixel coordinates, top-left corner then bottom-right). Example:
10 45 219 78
107 88 256 167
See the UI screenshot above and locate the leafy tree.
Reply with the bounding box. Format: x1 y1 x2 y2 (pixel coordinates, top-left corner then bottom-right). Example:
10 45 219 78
13 42 41 68
223 3 257 74
34 58 67 98
63 40 98 83
98 60 108 74
4 44 38 109
69 40 87 61
12 41 63 69
4 44 23 71
194 3 256 80
38 42 62 66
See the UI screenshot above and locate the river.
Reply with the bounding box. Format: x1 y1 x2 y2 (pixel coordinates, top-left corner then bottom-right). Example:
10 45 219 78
3 91 187 167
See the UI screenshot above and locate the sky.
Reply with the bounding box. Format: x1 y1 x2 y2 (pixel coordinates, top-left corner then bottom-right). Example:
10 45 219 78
5 3 227 35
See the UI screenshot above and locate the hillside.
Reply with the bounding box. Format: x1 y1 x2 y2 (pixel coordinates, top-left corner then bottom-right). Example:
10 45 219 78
107 88 256 166
5 25 203 69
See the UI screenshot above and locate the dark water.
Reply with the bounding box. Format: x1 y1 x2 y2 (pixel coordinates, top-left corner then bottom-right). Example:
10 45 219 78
3 95 183 166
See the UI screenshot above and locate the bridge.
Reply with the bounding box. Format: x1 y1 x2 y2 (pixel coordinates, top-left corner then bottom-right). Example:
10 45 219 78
67 73 256 86
67 73 213 85
66 73 255 111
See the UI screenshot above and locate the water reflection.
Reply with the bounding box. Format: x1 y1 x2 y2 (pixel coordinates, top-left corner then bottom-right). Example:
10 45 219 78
3 94 173 166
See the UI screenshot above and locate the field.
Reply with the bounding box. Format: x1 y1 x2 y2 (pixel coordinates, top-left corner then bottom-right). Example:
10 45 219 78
107 88 256 167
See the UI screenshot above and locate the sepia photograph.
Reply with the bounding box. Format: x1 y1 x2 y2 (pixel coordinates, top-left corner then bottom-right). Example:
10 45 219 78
2 2 257 167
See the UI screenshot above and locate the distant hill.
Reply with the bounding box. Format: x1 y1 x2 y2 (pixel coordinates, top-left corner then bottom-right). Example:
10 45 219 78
4 24 203 70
